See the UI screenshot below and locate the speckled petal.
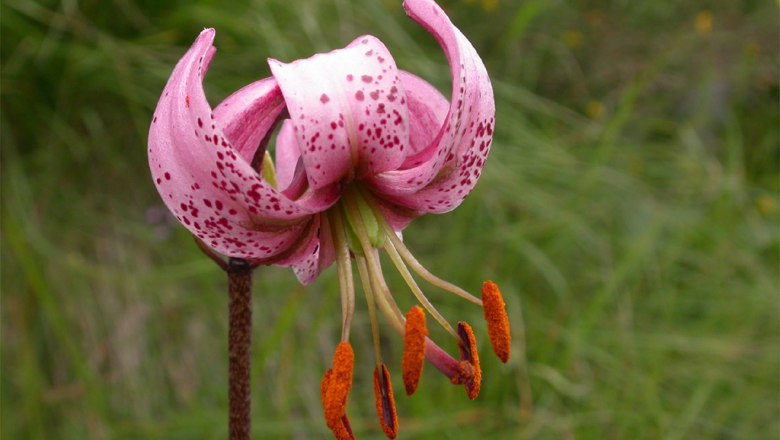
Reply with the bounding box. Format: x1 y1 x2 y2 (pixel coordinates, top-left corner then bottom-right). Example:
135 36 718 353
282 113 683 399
397 71 449 163
274 119 301 192
148 29 323 260
291 213 337 285
366 70 448 196
269 35 410 190
370 0 495 214
213 76 284 163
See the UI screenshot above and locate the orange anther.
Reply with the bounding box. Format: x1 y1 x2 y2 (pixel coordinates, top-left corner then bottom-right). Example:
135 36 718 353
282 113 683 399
457 322 482 400
401 306 427 395
320 369 333 408
373 363 399 439
321 342 355 440
332 415 355 440
482 281 511 363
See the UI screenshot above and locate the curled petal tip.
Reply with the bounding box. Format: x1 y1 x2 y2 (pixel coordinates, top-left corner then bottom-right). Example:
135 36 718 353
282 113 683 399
373 0 495 214
482 281 511 363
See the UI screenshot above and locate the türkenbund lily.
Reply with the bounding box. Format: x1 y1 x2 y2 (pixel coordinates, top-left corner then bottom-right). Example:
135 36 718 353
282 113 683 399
148 0 509 438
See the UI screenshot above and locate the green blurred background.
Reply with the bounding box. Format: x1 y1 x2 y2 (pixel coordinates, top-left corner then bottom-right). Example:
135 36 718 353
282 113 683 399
2 0 778 438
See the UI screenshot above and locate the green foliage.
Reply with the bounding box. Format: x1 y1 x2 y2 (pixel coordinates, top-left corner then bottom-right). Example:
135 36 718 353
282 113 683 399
2 0 777 438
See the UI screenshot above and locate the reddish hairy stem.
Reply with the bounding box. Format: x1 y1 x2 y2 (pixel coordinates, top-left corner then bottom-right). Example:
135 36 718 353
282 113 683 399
228 258 253 440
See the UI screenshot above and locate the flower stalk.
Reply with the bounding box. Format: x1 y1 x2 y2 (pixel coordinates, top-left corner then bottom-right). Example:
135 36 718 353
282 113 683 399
227 258 253 440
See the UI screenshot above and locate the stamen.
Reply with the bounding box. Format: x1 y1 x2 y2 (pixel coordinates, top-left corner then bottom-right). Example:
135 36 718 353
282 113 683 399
482 281 511 363
363 249 473 401
354 252 385 366
322 342 355 438
328 210 355 342
338 416 355 440
320 369 332 408
373 363 398 439
365 198 482 306
345 195 405 334
344 192 486 402
402 306 427 396
456 322 482 400
384 240 457 338
320 369 355 440
361 251 405 334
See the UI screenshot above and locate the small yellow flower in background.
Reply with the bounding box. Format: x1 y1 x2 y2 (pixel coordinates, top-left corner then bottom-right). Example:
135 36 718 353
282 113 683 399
481 0 499 11
694 11 713 35
586 100 605 120
586 10 605 28
562 30 583 49
464 0 498 12
744 41 761 59
756 195 777 215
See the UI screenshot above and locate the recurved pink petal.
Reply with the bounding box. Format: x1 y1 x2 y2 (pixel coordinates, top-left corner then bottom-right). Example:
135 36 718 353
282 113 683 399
373 199 416 232
269 35 410 191
148 29 324 261
274 119 301 192
365 70 448 196
291 213 337 285
369 0 495 214
213 77 285 163
398 71 449 163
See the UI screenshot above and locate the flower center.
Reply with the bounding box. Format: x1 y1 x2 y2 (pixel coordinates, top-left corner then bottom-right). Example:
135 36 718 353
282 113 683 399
340 185 385 255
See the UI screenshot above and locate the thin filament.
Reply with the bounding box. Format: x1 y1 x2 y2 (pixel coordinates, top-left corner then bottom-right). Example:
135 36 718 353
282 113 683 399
355 255 384 366
360 192 483 306
384 239 457 339
386 230 482 306
344 196 405 334
356 248 406 334
329 210 355 342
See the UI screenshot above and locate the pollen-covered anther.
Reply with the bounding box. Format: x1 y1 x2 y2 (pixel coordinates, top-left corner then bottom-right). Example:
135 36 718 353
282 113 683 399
320 369 332 408
402 306 428 396
373 363 399 439
456 322 482 400
321 342 355 440
482 280 511 363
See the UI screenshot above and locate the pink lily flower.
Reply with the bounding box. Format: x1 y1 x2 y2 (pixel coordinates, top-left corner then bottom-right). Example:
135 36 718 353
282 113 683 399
148 0 508 438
